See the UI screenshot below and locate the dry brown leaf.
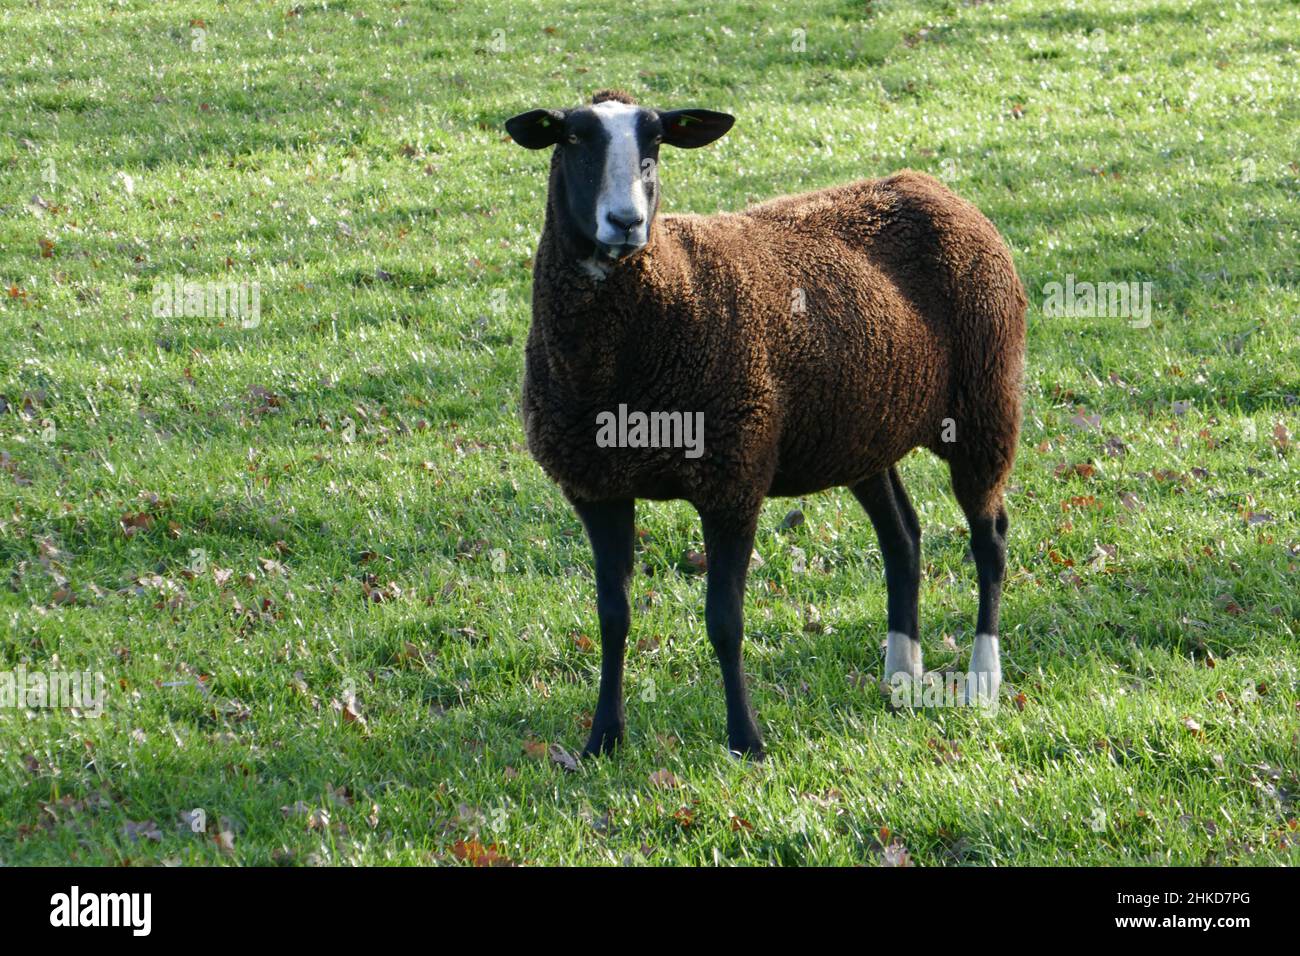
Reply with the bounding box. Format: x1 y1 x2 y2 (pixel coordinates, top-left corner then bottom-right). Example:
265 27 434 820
451 839 515 867
522 739 548 760
648 769 680 790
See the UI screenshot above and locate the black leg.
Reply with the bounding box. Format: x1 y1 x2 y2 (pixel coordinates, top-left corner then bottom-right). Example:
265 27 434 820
572 498 636 757
851 470 921 641
889 466 921 545
698 508 764 759
962 507 1007 706
968 507 1007 637
950 460 1010 705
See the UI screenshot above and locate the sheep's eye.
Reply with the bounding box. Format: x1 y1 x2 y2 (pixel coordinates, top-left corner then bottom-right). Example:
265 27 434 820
652 135 663 145
567 133 579 145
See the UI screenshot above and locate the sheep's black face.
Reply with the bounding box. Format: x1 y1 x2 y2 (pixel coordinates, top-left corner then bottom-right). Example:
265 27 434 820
560 102 659 262
506 97 734 271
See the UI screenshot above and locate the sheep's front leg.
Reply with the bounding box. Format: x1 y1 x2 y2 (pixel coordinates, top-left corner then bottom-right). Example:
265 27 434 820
573 498 636 757
699 508 764 760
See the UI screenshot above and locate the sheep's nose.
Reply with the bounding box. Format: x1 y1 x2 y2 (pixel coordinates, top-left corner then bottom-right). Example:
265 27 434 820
606 210 645 233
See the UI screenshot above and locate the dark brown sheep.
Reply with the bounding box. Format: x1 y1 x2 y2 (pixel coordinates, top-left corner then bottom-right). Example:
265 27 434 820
506 90 1027 759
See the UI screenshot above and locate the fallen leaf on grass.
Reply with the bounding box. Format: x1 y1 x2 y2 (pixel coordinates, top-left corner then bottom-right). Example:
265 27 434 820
871 827 912 867
1268 819 1299 850
1061 495 1099 511
1102 436 1127 457
1274 423 1292 453
522 740 548 760
926 738 962 765
122 820 162 843
1054 462 1096 479
119 512 153 537
880 841 912 867
682 550 707 573
332 695 368 731
395 641 431 667
212 825 236 855
361 576 402 603
1069 408 1101 431
1088 543 1116 571
258 557 286 577
246 385 281 416
451 839 516 867
1215 594 1246 616
648 769 680 790
549 744 578 772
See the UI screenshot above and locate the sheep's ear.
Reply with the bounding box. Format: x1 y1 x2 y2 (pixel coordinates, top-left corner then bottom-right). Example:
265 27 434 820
505 109 566 149
658 109 734 149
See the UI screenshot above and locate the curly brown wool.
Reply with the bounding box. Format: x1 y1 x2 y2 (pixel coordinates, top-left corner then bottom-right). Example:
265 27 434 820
524 171 1026 514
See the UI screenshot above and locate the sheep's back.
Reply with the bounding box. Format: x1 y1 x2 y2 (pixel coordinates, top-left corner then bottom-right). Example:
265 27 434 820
658 195 956 494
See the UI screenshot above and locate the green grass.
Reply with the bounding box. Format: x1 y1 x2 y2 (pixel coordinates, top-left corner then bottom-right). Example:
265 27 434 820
1 0 1297 866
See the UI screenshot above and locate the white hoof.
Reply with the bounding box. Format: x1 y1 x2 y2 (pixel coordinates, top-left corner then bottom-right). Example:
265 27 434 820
964 633 1001 710
884 631 923 681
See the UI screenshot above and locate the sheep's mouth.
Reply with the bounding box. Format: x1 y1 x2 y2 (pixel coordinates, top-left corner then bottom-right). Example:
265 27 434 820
596 241 645 263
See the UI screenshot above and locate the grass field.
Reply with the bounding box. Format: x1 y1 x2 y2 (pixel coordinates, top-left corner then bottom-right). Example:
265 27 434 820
1 0 1297 866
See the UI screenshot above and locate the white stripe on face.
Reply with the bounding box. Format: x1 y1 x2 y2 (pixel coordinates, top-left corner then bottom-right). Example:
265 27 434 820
591 101 649 251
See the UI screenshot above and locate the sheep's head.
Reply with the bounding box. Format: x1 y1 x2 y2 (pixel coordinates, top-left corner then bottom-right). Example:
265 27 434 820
506 90 733 270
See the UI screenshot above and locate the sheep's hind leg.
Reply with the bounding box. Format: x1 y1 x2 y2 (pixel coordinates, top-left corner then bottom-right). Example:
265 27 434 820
573 498 636 757
851 469 923 690
699 507 765 760
950 468 1009 710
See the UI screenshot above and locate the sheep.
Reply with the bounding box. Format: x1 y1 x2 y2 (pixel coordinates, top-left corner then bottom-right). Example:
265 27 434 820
505 90 1027 759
